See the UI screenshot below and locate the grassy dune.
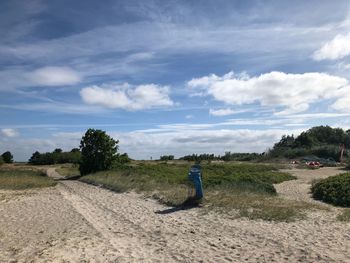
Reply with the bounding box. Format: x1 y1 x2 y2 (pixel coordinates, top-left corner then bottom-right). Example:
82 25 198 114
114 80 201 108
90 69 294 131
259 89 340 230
77 162 318 221
0 167 56 190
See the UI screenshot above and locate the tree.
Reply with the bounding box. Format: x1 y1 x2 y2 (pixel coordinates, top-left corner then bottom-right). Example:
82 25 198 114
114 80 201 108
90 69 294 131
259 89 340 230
29 151 41 164
79 129 119 175
1 151 13 163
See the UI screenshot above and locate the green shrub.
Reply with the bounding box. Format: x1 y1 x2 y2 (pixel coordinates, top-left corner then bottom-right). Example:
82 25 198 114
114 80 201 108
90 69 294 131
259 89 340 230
311 173 350 207
0 156 4 166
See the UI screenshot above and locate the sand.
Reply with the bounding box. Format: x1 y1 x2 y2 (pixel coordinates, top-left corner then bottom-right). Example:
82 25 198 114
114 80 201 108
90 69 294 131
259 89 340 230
0 167 349 262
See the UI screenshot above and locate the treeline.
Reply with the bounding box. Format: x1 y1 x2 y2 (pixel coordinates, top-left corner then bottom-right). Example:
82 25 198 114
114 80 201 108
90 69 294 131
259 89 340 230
159 152 262 162
28 148 81 165
159 155 174 161
28 147 131 166
269 126 350 160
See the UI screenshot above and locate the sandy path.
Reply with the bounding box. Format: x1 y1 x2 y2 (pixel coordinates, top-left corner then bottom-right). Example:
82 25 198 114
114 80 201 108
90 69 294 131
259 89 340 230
275 167 347 204
0 168 349 262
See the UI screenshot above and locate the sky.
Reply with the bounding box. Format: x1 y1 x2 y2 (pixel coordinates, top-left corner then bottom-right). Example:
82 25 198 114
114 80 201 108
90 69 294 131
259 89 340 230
1 0 350 161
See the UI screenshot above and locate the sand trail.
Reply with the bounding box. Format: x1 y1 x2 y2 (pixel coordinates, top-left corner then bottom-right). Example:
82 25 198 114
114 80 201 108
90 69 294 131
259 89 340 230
275 167 347 204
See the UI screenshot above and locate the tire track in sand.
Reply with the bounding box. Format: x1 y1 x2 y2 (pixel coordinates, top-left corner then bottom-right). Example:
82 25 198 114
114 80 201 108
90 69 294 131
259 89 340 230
57 180 172 262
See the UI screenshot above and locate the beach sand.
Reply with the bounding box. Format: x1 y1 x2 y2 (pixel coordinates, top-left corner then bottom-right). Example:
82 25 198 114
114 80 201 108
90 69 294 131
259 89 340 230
0 167 349 262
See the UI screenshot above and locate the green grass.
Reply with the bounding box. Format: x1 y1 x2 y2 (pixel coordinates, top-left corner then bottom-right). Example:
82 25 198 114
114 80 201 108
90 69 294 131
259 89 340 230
0 168 57 190
79 162 315 222
337 209 350 222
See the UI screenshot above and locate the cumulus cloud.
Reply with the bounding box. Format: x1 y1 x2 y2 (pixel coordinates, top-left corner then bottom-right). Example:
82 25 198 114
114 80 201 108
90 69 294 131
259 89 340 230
188 71 349 114
1 128 19 137
80 83 174 110
332 96 350 112
313 34 350 61
27 66 81 86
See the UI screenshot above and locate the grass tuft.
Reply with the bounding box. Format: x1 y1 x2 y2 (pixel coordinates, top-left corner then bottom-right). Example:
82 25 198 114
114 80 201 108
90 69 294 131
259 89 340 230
337 209 350 222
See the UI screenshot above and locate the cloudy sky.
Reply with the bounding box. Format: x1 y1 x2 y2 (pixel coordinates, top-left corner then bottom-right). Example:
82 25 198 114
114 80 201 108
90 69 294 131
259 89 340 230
1 0 350 161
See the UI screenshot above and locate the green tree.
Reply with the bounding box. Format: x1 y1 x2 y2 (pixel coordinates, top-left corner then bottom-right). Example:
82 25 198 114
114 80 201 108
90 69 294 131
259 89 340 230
79 129 119 175
1 151 13 163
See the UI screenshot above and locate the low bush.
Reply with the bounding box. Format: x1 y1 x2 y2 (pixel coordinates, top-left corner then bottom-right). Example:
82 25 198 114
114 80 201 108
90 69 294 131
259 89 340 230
311 173 350 207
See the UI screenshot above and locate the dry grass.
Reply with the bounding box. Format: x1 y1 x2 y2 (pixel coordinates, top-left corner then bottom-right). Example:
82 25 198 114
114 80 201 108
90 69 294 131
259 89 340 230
337 209 350 222
0 167 56 190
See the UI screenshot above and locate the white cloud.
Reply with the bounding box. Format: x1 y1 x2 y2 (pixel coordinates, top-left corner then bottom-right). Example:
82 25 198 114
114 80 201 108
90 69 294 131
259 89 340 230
332 96 350 112
313 34 350 61
188 71 349 114
209 108 247 116
1 128 19 137
80 83 174 110
28 66 81 86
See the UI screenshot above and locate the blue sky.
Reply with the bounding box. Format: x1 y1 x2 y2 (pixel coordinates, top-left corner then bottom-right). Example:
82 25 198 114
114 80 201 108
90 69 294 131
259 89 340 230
1 0 350 161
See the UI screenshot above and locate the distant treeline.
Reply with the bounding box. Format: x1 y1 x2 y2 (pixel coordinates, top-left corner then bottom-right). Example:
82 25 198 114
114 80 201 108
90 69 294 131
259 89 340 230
159 152 262 162
269 125 350 160
28 148 81 165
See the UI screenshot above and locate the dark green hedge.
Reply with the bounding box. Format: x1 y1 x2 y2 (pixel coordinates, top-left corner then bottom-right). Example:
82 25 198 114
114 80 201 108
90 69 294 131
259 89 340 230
311 173 350 207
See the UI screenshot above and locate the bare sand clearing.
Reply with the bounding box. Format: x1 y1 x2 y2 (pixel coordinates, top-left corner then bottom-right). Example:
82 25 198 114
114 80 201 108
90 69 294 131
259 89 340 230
0 167 350 262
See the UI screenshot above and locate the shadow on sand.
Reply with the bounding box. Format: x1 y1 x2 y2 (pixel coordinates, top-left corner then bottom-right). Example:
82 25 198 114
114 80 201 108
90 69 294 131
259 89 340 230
155 197 202 215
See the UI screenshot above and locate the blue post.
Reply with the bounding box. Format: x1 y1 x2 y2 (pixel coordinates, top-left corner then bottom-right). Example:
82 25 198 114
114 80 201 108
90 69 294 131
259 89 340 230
188 164 204 199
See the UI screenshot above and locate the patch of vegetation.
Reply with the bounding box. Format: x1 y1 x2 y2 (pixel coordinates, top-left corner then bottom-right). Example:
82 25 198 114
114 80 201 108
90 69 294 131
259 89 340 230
205 188 325 222
0 168 57 190
80 162 306 221
337 209 350 222
311 173 350 207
